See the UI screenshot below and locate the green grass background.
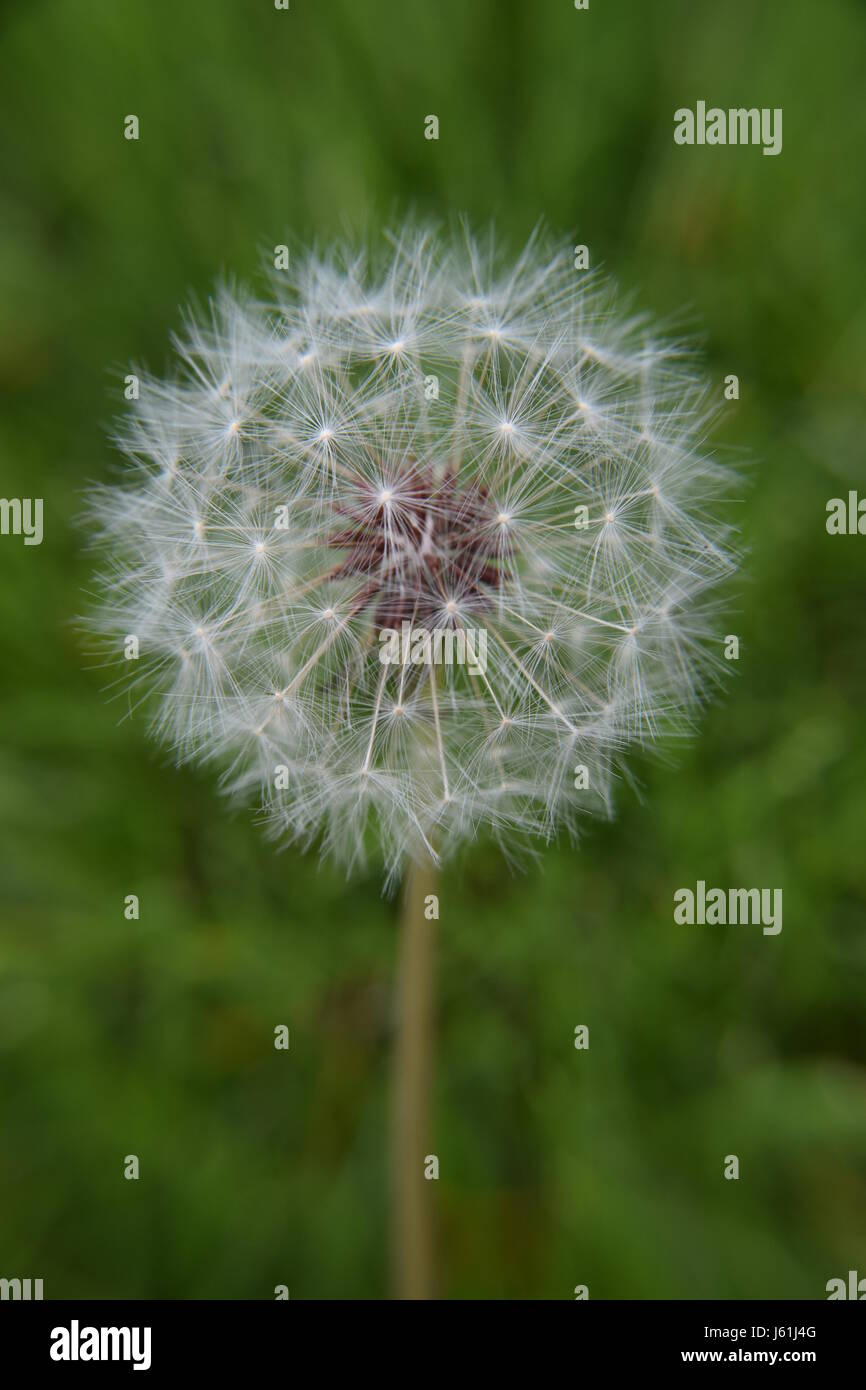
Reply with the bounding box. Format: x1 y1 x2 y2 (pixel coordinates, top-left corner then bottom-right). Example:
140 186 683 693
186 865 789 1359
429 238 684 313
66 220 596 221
1 0 864 1298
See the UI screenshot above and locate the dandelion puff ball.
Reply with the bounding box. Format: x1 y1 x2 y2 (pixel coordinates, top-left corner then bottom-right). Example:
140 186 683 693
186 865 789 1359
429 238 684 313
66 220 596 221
87 226 740 884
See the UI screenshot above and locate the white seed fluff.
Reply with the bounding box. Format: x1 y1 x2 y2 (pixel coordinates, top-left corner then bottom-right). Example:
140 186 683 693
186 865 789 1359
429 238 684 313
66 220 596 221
86 227 739 883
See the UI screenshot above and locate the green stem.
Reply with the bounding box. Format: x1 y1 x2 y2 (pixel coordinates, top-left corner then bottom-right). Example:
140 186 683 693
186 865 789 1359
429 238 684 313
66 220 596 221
391 853 438 1299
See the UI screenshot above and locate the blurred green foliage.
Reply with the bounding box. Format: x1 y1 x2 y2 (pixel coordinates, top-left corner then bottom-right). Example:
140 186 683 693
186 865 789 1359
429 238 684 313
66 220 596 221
1 0 865 1298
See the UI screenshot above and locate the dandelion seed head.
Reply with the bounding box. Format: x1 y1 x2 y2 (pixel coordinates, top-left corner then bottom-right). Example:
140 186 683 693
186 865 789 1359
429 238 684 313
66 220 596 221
86 225 740 883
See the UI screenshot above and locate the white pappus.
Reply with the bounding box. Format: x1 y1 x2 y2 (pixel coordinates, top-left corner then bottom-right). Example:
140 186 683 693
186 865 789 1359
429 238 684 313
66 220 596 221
85 225 741 886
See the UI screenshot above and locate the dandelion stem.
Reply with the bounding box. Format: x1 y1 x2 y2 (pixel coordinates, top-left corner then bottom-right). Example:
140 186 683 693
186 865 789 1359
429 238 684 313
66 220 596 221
391 853 438 1299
